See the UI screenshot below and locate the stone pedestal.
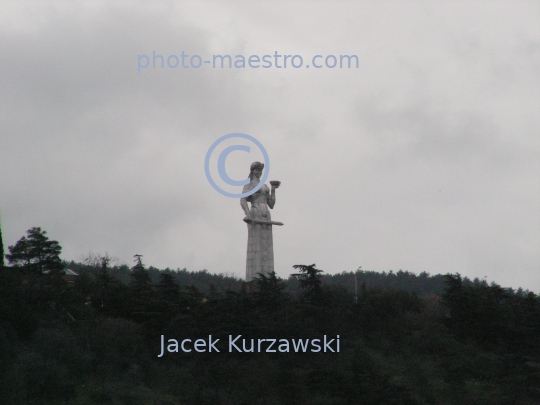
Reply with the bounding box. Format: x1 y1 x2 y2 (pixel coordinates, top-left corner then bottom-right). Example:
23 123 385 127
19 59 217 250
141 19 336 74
240 163 282 282
246 222 275 281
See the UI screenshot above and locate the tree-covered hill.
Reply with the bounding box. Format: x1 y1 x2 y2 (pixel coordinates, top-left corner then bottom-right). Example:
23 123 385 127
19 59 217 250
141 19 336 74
1 228 539 404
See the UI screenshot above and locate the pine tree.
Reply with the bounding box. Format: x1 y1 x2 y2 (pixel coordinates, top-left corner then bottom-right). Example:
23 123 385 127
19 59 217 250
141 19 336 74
156 272 181 301
292 264 324 303
254 271 286 305
129 254 156 322
5 227 63 274
131 254 152 292
156 272 182 319
96 254 117 308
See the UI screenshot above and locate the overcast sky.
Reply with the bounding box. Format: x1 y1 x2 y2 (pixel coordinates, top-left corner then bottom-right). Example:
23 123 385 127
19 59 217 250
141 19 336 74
1 1 538 291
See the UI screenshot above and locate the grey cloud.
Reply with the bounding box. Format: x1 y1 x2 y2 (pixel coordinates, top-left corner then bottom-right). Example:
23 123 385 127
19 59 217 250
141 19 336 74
0 2 538 292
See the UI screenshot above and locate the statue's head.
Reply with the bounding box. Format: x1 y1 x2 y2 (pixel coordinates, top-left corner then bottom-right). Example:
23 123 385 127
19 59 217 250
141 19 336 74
249 161 264 180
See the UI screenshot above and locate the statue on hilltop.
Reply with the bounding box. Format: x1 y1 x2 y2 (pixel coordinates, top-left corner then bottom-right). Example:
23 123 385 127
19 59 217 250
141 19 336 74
240 162 282 281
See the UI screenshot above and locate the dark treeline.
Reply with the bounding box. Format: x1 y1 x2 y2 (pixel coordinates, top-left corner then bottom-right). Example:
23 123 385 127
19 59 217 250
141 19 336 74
1 227 539 404
68 259 510 298
321 269 534 297
66 259 243 295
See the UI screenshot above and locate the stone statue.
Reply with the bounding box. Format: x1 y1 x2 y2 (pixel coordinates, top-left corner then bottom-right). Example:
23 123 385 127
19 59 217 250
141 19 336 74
240 162 283 281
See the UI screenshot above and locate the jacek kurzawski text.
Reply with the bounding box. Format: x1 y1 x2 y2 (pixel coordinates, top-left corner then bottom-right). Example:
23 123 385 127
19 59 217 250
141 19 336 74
157 334 340 356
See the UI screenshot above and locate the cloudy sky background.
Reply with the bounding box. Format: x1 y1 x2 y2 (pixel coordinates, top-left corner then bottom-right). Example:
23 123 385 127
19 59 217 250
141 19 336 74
1 1 538 291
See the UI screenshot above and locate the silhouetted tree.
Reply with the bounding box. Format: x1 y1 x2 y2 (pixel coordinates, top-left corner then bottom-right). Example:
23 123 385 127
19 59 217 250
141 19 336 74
292 263 323 303
89 254 125 314
157 273 180 300
254 271 286 307
6 227 63 274
130 254 151 293
155 272 183 317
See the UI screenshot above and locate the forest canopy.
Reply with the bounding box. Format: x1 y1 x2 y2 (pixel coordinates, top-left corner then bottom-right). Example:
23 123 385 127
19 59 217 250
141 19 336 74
0 227 539 405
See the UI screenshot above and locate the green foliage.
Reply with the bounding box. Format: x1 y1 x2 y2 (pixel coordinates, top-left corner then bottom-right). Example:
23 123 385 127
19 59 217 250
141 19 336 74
442 273 540 353
130 254 152 293
292 263 324 303
6 227 63 274
322 269 464 297
254 271 286 305
2 227 540 404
